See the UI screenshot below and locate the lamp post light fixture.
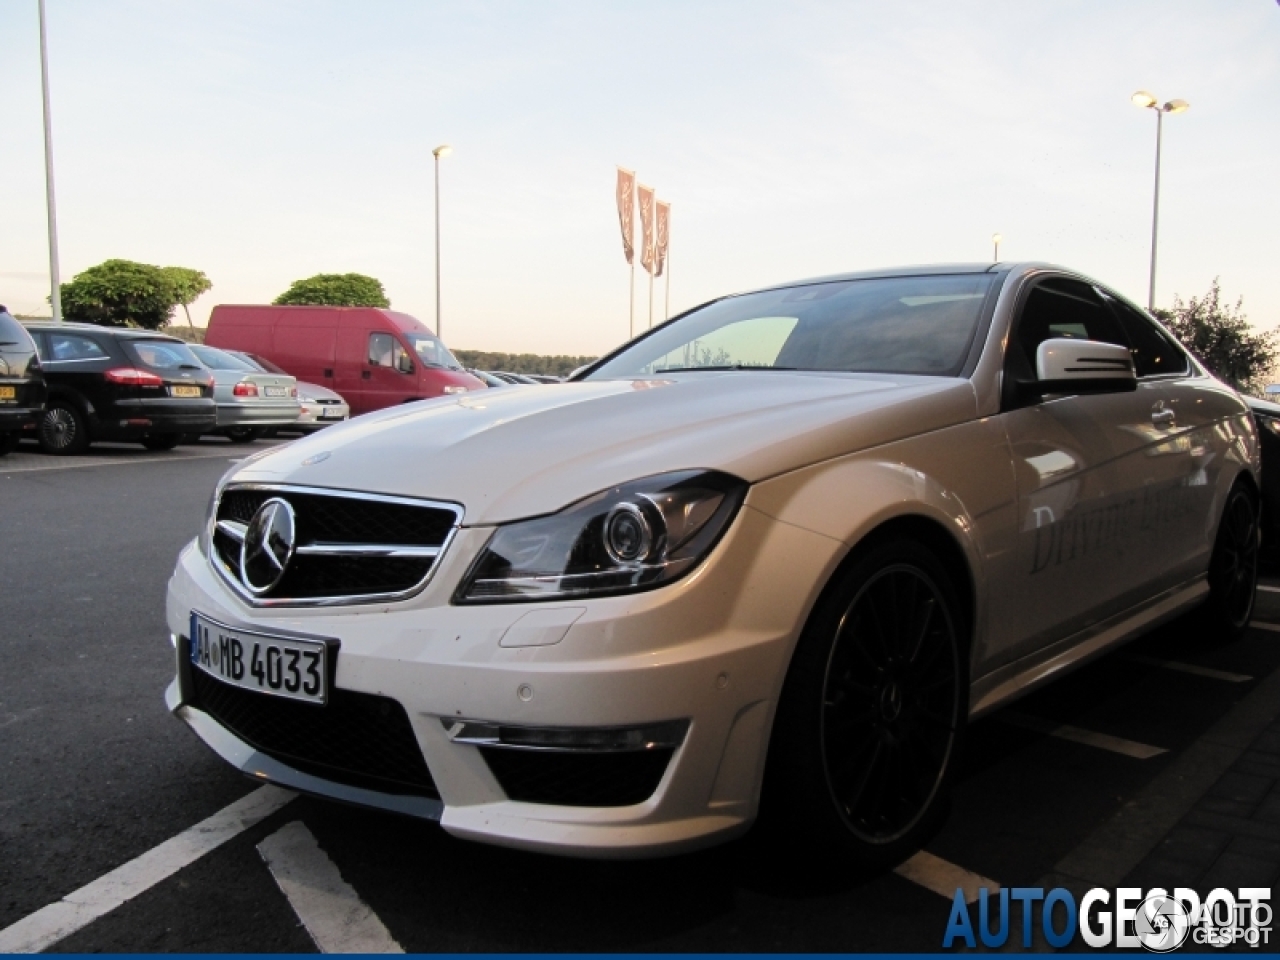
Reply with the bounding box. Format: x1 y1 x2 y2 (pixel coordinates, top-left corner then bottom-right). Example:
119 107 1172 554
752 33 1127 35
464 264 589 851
992 233 1002 263
432 144 452 339
1131 90 1189 311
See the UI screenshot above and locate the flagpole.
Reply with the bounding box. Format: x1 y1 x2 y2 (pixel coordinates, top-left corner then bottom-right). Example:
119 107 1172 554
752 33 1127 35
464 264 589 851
648 270 654 329
629 260 635 339
664 206 672 321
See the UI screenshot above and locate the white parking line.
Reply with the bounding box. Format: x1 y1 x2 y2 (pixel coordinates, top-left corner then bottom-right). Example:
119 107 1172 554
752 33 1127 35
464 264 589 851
1129 655 1252 684
258 821 403 954
894 850 998 904
0 786 294 954
999 711 1167 759
0 451 244 474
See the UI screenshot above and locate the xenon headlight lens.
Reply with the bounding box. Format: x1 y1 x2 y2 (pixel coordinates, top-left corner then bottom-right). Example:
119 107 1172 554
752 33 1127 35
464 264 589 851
455 469 747 603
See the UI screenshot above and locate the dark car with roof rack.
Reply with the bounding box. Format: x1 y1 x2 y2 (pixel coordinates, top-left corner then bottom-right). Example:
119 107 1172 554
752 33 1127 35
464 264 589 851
25 322 216 454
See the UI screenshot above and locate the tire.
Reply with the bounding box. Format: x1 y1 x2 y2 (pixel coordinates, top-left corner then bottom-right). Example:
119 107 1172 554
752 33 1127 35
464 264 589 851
0 432 19 456
1200 480 1260 641
761 538 968 869
141 434 181 451
38 401 91 455
224 426 265 444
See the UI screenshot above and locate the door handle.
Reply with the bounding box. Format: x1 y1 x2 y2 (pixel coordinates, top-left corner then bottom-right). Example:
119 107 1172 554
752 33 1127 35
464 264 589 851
1151 407 1176 428
362 370 371 380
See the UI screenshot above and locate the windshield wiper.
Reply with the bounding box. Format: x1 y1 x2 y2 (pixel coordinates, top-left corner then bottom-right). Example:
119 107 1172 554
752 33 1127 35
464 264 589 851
653 364 799 374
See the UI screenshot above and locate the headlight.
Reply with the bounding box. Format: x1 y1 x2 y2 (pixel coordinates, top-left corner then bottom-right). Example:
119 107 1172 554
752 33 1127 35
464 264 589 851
455 470 747 603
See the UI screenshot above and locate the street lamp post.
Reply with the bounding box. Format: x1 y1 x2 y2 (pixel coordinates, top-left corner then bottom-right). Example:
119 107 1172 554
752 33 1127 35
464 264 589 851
992 233 1002 263
38 0 62 322
1131 91 1189 311
432 144 452 339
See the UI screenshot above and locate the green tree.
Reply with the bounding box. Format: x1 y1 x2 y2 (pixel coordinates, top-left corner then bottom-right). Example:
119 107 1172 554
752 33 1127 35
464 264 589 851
1154 279 1278 396
60 259 176 330
274 273 390 308
452 351 599 377
161 266 212 327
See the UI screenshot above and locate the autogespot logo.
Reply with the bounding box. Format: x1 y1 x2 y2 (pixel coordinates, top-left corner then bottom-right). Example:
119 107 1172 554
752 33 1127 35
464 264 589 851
942 885 1272 951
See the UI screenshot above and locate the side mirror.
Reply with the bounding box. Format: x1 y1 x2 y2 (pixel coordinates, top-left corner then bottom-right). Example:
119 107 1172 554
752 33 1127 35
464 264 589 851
1018 338 1137 400
397 353 414 375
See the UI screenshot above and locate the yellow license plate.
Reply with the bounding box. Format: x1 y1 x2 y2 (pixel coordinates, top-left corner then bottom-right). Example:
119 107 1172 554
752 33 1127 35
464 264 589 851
0 386 15 401
170 385 201 398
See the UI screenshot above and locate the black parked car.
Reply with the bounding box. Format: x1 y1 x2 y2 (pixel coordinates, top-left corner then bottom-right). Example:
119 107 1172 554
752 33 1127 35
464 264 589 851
0 308 47 456
25 323 216 455
1246 394 1280 555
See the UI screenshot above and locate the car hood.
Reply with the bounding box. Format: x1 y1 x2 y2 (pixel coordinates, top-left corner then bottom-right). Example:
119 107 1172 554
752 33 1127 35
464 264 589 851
233 371 977 524
297 382 345 403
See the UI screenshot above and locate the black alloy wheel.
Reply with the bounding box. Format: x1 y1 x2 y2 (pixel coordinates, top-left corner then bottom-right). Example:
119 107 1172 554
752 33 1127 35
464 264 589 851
763 538 968 867
1203 482 1259 640
38 401 90 455
141 434 181 451
0 432 18 456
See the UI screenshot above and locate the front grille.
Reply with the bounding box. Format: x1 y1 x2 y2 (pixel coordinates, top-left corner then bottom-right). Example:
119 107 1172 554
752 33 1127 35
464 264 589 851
479 747 674 807
189 669 438 799
212 484 461 605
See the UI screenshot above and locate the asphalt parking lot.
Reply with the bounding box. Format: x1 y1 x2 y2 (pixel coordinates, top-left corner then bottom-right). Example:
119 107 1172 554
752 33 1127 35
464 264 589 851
3 440 1280 952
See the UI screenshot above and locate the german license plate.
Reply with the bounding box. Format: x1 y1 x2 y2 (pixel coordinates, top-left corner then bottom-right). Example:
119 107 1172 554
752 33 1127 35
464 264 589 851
170 385 201 398
0 386 14 402
320 408 345 419
264 386 288 397
189 612 328 704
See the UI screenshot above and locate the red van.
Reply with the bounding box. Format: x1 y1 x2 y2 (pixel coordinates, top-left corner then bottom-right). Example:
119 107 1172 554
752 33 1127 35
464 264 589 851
204 306 483 416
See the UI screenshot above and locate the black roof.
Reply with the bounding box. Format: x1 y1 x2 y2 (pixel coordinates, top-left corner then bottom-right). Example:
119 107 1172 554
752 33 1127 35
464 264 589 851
22 321 186 342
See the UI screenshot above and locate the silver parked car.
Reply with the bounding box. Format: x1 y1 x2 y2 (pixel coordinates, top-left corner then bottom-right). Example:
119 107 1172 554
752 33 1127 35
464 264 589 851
226 351 350 434
187 344 301 443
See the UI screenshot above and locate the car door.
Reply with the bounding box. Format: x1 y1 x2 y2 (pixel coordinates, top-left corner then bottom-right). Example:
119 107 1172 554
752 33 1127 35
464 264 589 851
1102 290 1246 589
990 275 1178 668
363 332 418 412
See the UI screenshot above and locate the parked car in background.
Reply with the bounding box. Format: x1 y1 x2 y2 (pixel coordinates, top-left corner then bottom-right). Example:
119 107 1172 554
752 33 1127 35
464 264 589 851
524 374 564 384
0 308 46 455
227 351 349 433
166 262 1259 864
1245 392 1280 555
485 371 541 385
24 322 214 454
204 305 483 415
465 369 511 389
187 344 301 443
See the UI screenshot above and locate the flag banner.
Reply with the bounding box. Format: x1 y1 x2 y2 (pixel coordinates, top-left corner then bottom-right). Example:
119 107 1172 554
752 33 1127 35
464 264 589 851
615 167 635 265
638 183 656 276
655 200 670 278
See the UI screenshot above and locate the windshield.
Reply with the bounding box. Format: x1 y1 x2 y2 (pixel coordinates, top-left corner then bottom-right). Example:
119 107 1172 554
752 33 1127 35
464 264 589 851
124 339 204 371
190 344 257 371
405 333 461 369
587 274 995 379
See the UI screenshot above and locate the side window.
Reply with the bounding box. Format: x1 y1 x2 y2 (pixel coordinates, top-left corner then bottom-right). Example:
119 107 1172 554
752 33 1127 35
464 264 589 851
1103 295 1190 378
47 333 108 362
1014 278 1130 372
368 333 412 373
368 333 395 367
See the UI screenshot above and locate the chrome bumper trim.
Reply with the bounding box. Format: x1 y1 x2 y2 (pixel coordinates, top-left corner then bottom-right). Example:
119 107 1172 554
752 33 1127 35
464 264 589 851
441 717 690 753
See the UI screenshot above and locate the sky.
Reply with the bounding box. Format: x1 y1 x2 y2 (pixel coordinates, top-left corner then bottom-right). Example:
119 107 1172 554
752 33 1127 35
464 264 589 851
0 1 1277 356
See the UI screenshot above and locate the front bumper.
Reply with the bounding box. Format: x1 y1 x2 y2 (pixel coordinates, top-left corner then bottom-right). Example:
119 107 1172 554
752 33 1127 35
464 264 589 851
165 504 842 857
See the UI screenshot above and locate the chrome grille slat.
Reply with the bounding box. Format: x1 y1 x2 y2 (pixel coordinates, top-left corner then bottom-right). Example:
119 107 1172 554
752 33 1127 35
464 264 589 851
210 483 462 607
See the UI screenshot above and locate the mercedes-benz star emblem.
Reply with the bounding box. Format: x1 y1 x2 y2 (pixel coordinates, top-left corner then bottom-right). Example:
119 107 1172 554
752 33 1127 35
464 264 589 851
240 498 297 595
